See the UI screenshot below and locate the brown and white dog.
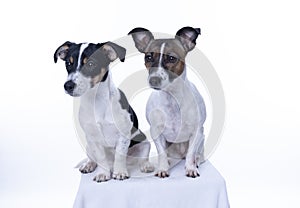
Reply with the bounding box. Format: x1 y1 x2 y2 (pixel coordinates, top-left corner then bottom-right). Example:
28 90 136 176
129 27 206 178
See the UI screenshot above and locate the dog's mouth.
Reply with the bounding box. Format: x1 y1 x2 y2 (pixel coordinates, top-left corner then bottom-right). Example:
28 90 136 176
65 91 81 97
151 86 161 90
149 83 162 90
70 93 81 97
64 79 90 97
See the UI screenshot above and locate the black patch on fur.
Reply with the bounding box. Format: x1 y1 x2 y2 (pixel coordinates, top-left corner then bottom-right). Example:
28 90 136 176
130 129 147 148
128 27 152 35
63 43 82 74
79 44 111 78
100 70 109 82
118 89 146 147
118 89 138 129
54 41 74 63
55 42 112 78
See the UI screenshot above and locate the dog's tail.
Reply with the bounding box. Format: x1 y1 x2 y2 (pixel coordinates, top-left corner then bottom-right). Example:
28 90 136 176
129 129 147 148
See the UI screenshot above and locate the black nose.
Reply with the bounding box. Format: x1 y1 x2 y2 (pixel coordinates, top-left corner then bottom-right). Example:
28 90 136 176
64 80 76 93
149 76 161 87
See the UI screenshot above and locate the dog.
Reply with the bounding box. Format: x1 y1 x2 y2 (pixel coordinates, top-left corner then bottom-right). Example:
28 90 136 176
129 27 206 178
54 41 154 182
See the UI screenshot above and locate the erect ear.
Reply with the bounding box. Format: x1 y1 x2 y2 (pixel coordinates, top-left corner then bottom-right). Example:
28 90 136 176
175 27 201 52
101 42 126 62
54 41 74 63
128 27 154 53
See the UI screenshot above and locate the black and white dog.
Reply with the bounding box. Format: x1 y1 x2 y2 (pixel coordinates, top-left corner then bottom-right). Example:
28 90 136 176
129 27 206 178
54 41 153 182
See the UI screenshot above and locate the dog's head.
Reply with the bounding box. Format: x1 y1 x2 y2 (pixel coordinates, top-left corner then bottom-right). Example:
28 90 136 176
54 42 126 97
129 27 200 90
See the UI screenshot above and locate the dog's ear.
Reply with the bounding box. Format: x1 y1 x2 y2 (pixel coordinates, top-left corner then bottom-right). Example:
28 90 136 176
175 27 201 52
128 27 154 53
54 41 74 63
100 42 126 62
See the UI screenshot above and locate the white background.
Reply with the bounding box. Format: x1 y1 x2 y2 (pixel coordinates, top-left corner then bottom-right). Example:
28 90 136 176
0 0 299 207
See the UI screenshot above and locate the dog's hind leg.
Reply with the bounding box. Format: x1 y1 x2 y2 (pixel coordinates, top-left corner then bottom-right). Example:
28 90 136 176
128 133 154 173
196 138 205 167
185 126 204 178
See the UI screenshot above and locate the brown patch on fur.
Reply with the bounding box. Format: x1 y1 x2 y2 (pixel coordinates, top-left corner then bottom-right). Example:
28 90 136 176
164 41 186 58
168 60 185 76
57 45 69 60
146 39 186 58
162 40 186 76
83 57 88 64
69 56 74 63
145 62 151 69
91 68 107 86
145 52 160 69
144 39 187 75
102 44 117 61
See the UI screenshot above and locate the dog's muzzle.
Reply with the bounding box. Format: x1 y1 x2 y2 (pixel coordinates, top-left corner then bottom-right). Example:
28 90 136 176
148 76 162 89
64 80 76 94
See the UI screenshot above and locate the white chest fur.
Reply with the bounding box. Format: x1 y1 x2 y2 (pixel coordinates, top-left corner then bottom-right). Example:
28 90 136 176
78 74 133 147
146 71 206 143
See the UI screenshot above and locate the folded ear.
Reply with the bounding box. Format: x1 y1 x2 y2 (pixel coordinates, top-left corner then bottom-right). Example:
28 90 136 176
54 41 74 63
175 27 201 52
128 27 154 53
101 42 126 62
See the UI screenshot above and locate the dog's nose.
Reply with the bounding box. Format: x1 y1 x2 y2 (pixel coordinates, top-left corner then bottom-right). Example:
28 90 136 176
64 80 76 92
149 76 161 87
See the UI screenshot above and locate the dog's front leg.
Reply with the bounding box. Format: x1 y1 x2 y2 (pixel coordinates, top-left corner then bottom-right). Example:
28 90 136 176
79 159 97 174
88 142 112 182
113 136 130 180
154 135 170 178
185 127 204 178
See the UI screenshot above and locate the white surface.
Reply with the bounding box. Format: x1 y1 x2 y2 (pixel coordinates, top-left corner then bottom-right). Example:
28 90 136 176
74 160 229 208
1 0 300 207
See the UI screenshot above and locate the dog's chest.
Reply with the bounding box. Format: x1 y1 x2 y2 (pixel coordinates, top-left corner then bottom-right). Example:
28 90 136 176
147 89 199 143
160 93 182 123
78 89 125 147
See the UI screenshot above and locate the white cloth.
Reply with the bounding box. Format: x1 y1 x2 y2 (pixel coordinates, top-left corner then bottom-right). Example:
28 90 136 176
73 160 230 208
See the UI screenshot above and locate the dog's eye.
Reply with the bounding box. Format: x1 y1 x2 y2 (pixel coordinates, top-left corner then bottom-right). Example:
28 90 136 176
145 54 154 62
87 61 96 70
65 61 73 71
167 56 177 63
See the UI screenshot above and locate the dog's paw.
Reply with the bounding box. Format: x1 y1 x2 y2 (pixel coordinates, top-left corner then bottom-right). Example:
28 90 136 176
155 170 169 178
140 161 155 173
79 161 97 174
112 171 129 180
185 167 200 178
93 173 111 183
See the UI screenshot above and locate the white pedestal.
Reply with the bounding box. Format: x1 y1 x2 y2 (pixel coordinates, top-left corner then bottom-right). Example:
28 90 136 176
73 160 229 208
